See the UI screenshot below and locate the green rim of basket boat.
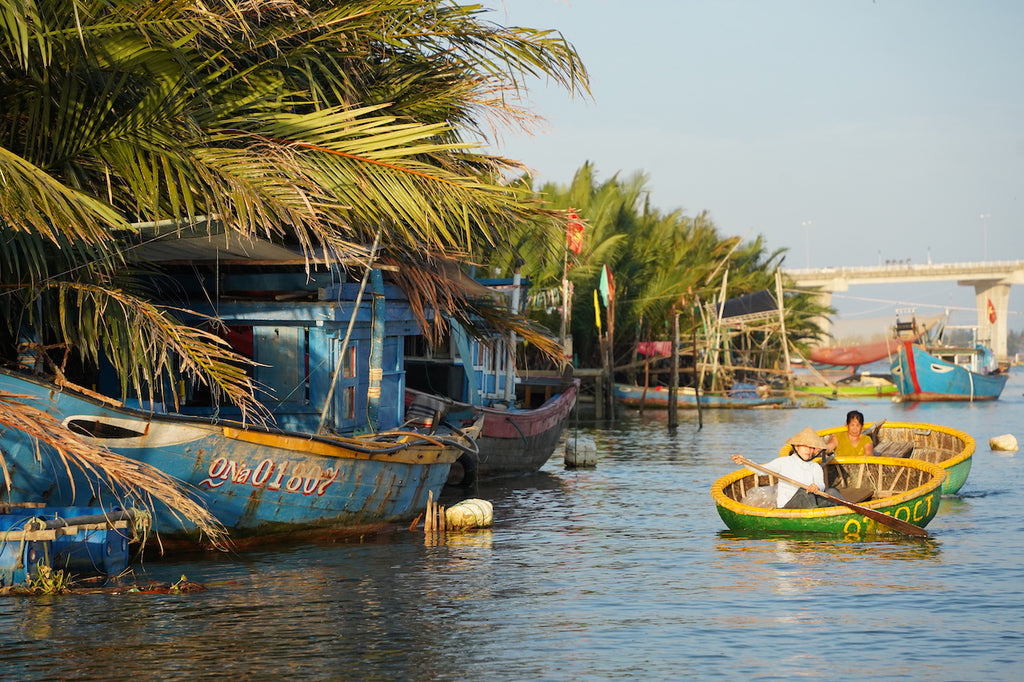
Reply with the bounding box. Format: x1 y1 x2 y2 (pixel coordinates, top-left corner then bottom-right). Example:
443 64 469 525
816 421 975 495
711 456 946 535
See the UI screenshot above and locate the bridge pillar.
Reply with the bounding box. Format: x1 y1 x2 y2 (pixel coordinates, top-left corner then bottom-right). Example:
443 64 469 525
810 290 833 345
972 281 1010 362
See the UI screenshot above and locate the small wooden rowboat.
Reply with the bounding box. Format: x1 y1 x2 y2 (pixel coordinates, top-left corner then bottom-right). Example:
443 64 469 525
818 421 976 495
711 456 946 536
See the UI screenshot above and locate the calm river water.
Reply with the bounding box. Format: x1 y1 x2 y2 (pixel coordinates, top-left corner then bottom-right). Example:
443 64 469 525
3 372 1024 680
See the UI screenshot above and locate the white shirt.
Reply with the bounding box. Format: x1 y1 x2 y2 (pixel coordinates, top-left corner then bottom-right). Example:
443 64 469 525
758 454 825 507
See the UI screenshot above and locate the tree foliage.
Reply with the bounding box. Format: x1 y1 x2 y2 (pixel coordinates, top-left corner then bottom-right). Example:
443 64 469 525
481 163 833 374
0 0 589 410
0 0 590 533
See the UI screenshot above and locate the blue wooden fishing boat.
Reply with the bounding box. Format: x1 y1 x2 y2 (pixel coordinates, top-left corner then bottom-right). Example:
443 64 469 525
614 382 793 409
0 264 481 548
405 275 578 485
890 340 1008 402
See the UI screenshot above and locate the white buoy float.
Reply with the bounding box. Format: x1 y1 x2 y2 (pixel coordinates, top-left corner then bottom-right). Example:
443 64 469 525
989 434 1019 452
564 436 597 468
445 498 494 529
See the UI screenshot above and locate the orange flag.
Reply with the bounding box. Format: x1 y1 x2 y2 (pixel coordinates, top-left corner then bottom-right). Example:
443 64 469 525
987 298 997 323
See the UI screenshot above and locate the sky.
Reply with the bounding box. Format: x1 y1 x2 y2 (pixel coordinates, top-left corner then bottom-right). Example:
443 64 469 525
483 0 1024 338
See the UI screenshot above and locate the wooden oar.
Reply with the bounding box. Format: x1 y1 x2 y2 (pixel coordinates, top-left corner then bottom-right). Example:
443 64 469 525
733 455 929 538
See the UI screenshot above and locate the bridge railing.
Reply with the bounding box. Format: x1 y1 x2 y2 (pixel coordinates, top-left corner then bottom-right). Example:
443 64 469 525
784 260 1024 278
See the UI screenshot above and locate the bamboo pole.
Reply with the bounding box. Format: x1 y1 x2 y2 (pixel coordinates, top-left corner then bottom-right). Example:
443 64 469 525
692 304 702 429
669 307 679 428
774 269 797 403
640 357 649 417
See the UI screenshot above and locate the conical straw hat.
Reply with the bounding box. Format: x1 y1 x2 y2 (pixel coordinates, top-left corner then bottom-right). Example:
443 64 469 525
785 426 828 450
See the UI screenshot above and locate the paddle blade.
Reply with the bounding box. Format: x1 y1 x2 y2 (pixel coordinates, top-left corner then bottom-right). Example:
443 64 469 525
818 491 929 538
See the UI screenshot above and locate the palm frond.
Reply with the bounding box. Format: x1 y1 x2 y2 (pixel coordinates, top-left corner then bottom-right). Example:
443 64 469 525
0 388 230 550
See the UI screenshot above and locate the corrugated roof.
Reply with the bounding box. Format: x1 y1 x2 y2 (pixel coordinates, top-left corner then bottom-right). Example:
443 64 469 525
125 216 309 263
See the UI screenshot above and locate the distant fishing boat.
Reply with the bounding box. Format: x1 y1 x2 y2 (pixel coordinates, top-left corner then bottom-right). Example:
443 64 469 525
795 373 897 399
806 311 942 366
711 456 946 536
808 339 904 368
614 382 792 409
890 340 1008 402
808 314 940 369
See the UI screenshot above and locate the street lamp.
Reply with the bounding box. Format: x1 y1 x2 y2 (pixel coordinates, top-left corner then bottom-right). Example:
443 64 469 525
801 220 813 268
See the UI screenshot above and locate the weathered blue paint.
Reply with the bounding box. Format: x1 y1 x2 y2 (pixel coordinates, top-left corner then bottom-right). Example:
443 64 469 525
891 341 1008 402
0 368 476 546
2 267 478 547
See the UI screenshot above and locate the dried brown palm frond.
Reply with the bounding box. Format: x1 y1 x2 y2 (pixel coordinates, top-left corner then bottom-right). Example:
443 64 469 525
38 281 269 424
0 390 230 551
381 252 568 366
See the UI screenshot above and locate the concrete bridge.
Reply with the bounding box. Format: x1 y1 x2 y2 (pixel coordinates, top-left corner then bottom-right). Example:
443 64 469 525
783 260 1024 361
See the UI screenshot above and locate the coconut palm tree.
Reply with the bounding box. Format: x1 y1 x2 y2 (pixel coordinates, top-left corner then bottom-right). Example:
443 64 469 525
0 0 588 535
485 163 833 378
1 0 588 400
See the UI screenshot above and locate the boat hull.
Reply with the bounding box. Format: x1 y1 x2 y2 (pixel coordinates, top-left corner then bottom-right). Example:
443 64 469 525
891 342 1007 402
0 506 132 586
808 339 899 367
0 369 477 547
614 384 791 409
795 383 897 399
409 380 578 482
711 457 946 536
818 421 975 495
474 381 578 478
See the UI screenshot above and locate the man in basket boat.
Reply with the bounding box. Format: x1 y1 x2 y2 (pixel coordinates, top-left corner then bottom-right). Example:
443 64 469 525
731 427 844 509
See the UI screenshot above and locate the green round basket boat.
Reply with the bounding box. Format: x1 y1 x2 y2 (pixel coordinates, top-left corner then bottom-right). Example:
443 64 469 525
816 420 975 495
711 456 946 537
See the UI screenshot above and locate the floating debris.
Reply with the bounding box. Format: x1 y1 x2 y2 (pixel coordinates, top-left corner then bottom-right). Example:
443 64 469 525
445 499 493 530
411 491 493 543
989 434 1019 451
564 436 597 468
2 571 207 596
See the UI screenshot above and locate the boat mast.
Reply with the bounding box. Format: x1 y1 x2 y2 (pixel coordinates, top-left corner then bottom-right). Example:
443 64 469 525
504 262 523 404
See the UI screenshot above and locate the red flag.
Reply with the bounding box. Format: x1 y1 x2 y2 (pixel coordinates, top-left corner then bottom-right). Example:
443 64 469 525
987 298 997 323
566 208 584 255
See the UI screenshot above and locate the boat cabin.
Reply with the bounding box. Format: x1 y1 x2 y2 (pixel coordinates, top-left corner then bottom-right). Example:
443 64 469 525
405 276 550 409
121 266 425 436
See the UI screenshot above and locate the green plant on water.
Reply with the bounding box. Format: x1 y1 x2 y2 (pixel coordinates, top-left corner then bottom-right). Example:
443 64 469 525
169 575 190 593
26 565 72 595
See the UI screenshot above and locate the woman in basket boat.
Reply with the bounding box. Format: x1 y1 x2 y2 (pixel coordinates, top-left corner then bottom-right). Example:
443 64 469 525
825 409 875 458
